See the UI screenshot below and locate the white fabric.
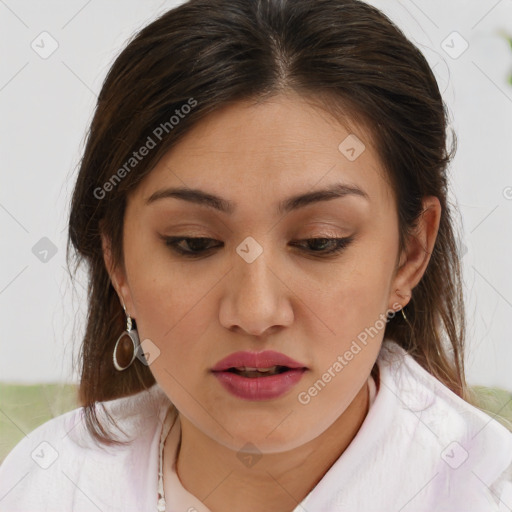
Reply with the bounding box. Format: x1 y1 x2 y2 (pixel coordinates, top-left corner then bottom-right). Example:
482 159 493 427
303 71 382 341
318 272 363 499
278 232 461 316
1 339 511 512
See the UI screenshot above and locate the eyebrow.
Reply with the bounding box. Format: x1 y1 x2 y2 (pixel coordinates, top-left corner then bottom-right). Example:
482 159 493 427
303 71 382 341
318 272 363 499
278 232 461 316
145 182 369 215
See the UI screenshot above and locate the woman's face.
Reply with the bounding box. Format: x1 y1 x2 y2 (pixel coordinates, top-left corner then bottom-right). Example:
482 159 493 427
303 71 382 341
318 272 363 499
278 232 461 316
103 92 438 453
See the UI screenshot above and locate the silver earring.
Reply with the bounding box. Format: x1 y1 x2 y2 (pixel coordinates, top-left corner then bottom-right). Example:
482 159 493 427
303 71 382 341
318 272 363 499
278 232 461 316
113 302 139 371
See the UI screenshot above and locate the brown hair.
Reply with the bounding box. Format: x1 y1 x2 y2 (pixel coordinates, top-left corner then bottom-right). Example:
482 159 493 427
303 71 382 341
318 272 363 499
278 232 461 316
67 0 470 445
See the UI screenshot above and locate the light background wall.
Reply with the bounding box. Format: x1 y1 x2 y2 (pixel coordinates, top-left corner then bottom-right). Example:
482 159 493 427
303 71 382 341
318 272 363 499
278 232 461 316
1 0 511 388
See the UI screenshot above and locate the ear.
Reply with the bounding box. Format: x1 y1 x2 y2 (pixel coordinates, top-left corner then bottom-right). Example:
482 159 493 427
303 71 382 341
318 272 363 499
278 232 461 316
100 223 136 318
388 196 441 310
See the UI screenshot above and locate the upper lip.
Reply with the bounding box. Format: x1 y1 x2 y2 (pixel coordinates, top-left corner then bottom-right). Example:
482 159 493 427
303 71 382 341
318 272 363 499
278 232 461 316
211 350 307 371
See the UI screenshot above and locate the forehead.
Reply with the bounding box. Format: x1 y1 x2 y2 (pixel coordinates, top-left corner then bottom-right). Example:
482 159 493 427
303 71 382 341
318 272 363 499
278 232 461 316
131 92 395 215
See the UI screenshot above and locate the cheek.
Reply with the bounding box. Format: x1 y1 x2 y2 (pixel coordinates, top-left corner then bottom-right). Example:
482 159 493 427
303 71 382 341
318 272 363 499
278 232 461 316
123 237 221 367
297 239 396 346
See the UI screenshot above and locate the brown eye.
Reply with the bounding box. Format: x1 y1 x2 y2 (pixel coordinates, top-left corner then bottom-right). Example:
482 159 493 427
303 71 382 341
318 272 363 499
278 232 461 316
160 235 354 259
289 237 354 256
162 236 222 257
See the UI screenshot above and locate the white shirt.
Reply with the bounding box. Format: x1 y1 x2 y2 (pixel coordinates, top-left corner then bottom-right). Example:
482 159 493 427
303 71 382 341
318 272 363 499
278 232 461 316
1 339 511 512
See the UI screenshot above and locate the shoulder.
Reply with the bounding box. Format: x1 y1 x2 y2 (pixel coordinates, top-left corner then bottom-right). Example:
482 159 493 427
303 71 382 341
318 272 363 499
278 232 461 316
377 339 512 508
0 383 172 512
378 339 512 443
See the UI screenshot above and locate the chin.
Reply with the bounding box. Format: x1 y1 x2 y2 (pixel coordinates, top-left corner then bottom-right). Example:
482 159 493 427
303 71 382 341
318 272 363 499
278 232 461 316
210 416 318 454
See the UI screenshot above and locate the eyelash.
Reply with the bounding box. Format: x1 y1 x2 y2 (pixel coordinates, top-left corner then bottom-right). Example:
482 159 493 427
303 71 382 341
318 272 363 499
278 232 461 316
161 235 354 258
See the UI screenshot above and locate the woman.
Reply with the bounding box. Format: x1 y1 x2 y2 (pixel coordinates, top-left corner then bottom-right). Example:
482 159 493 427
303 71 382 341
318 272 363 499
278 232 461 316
1 0 511 510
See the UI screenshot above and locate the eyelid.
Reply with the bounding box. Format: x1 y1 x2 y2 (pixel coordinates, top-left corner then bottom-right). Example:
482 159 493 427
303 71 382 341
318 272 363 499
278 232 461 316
160 234 355 259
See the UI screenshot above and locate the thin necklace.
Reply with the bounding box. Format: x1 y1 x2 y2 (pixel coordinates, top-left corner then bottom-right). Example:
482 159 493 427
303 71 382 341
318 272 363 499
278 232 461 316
157 405 177 512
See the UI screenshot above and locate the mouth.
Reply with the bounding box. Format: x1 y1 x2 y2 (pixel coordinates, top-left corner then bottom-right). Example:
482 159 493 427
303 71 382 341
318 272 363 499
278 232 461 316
222 365 296 378
211 349 307 373
211 364 307 400
210 350 308 399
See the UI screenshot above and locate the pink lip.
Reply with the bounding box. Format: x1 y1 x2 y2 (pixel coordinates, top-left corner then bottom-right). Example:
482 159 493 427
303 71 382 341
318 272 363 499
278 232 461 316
211 350 308 401
211 350 307 371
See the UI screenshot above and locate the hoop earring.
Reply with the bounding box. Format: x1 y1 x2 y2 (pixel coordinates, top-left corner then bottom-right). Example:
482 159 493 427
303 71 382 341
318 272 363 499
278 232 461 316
113 303 140 371
395 289 411 323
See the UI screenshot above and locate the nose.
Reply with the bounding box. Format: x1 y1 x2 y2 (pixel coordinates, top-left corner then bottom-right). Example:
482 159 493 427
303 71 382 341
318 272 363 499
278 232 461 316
219 242 294 337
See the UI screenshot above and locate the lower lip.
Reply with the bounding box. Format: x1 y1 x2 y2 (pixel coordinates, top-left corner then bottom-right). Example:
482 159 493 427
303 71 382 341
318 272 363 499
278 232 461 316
211 369 307 400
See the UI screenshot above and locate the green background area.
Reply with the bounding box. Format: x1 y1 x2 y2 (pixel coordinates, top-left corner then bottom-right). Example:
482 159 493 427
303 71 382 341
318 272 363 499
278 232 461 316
0 383 511 464
0 383 78 464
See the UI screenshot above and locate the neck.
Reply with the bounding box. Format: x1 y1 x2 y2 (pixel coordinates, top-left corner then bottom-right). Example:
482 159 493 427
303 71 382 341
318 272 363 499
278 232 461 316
167 379 370 512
